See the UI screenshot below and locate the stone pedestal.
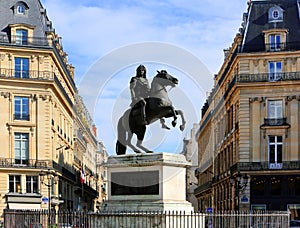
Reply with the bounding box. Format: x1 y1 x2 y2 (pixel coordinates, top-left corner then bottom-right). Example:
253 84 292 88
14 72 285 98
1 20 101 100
102 152 194 212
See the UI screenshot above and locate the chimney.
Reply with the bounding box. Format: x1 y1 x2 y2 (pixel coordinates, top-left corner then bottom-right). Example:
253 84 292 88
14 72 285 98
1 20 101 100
92 124 97 137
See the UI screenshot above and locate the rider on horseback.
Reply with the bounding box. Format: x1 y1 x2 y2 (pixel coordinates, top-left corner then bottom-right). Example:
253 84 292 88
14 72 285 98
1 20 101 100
130 65 171 129
130 65 150 125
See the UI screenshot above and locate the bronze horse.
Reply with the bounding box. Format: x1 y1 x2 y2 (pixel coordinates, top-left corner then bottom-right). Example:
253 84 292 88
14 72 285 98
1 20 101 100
116 70 186 155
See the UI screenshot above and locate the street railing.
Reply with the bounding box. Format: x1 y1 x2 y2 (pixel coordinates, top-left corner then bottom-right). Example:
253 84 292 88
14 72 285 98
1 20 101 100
3 209 290 228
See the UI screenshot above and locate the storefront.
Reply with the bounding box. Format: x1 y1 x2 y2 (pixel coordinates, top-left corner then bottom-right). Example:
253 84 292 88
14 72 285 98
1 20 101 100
250 175 300 212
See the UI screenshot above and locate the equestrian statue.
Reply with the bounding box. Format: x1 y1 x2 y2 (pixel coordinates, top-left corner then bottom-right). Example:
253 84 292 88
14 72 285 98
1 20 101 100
116 65 186 155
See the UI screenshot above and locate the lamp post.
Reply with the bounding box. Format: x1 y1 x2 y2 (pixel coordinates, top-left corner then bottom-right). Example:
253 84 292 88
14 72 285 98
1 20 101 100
230 172 249 210
40 169 58 226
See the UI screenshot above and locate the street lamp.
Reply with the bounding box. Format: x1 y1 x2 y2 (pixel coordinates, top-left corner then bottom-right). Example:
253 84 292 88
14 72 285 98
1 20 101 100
230 172 249 210
40 169 58 226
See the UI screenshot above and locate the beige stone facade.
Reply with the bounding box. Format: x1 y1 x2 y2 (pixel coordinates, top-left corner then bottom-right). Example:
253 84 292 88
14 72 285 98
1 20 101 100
195 1 300 216
0 0 107 222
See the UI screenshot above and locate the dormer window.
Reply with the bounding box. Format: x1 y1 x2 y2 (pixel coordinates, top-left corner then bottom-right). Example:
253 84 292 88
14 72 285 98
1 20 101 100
17 5 25 14
263 29 288 52
268 6 283 23
9 24 34 45
13 2 29 16
272 10 279 19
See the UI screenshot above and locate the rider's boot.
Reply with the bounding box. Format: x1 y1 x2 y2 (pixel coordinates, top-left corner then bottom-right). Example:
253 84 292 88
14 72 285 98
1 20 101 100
141 104 147 125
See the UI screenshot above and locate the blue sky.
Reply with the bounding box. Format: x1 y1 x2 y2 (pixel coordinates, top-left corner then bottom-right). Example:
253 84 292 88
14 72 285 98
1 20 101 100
41 0 248 155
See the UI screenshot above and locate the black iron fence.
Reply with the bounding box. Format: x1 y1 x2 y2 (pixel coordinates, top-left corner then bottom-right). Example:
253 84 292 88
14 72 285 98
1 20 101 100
3 209 290 228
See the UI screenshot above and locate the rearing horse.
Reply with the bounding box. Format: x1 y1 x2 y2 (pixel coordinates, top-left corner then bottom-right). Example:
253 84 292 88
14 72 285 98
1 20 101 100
116 70 186 155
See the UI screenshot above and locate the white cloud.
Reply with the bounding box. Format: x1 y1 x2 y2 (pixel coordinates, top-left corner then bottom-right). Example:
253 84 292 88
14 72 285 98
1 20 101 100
41 0 248 154
42 0 246 76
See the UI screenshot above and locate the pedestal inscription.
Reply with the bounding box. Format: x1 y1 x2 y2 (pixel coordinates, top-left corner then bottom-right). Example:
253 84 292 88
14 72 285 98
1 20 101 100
111 171 159 195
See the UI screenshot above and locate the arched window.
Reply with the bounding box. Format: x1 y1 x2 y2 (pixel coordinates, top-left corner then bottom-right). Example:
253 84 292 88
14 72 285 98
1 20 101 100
14 1 29 16
17 5 25 14
268 6 283 23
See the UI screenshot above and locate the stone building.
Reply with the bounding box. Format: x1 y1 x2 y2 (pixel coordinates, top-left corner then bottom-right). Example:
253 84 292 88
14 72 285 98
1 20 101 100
181 124 199 210
0 0 106 221
195 0 300 220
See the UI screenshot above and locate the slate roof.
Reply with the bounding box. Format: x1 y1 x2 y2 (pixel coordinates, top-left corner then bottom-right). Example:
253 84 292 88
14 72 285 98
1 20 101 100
242 0 300 52
0 0 54 38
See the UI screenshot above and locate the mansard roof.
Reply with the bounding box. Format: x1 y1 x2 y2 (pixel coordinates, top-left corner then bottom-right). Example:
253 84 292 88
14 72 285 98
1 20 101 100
0 0 54 37
242 0 300 52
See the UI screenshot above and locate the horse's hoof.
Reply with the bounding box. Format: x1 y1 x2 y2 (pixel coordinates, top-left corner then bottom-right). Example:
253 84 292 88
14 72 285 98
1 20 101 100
146 151 153 153
180 125 185 131
162 125 170 130
135 150 142 154
172 120 177 127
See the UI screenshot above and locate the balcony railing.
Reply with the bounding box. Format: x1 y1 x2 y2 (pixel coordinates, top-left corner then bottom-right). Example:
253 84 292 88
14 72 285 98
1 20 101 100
0 68 54 80
242 41 300 53
14 114 30 121
0 35 51 47
0 158 52 168
231 161 300 172
264 42 286 52
75 182 98 198
194 181 212 195
263 118 288 126
237 72 300 83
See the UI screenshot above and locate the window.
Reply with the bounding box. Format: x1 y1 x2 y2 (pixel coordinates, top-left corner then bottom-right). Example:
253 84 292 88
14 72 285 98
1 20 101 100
16 29 28 45
268 61 282 81
288 177 300 195
268 100 283 119
270 176 282 195
269 34 281 51
268 6 283 23
272 10 279 19
9 175 21 193
268 136 283 169
14 96 29 120
17 5 25 14
26 176 38 193
14 133 29 165
15 57 29 78
251 177 266 196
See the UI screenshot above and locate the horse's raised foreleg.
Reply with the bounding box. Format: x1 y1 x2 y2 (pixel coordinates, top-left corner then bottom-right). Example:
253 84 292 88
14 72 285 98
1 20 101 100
175 110 186 131
171 107 177 127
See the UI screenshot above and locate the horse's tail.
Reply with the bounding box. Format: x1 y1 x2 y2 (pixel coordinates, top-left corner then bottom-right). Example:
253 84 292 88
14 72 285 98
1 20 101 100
116 116 127 155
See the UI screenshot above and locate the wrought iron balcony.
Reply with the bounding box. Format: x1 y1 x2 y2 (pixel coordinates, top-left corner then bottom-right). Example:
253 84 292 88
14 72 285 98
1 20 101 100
14 114 30 121
0 68 54 80
264 42 286 52
0 158 52 168
231 161 300 172
0 68 73 106
194 181 212 195
263 118 288 126
237 72 300 83
242 41 300 53
74 182 98 198
0 35 51 47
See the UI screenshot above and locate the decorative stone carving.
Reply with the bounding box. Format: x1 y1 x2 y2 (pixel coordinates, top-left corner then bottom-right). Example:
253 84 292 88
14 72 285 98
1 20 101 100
39 94 49 101
249 97 264 103
1 92 10 99
287 95 297 102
